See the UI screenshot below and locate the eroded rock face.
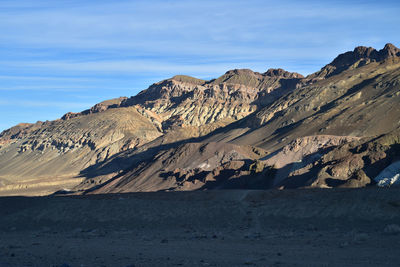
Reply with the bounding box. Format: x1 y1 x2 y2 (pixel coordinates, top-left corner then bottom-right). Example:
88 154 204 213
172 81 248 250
2 67 302 154
309 43 400 79
58 69 302 130
0 67 301 194
0 107 163 191
256 135 359 188
230 47 400 155
120 69 302 128
0 122 45 146
1 43 400 195
268 129 400 189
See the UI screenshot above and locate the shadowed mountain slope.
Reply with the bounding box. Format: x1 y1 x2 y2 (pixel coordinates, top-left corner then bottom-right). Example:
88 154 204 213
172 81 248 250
1 44 400 195
208 55 400 152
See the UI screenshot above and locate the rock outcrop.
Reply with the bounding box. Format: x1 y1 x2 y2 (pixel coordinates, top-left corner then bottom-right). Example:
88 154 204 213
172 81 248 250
120 69 302 128
1 43 400 195
223 47 400 152
260 128 400 189
309 43 400 79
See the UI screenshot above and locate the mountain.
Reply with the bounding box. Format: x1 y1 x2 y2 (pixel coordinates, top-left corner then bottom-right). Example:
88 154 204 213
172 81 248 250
219 46 400 150
309 43 400 79
1 43 400 195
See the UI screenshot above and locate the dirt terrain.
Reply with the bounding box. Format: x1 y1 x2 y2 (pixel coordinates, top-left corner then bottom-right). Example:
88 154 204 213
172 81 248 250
1 188 400 266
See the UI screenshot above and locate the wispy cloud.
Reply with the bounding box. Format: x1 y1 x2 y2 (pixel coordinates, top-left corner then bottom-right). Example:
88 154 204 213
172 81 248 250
0 0 399 131
1 1 398 54
0 99 93 109
0 75 101 82
1 59 238 75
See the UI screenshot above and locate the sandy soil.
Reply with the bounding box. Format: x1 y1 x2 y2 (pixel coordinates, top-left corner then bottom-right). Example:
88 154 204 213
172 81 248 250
0 188 400 266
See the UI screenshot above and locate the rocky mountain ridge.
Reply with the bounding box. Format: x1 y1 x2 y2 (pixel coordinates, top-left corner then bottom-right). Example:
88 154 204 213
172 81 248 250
309 43 400 79
1 43 400 195
1 67 302 152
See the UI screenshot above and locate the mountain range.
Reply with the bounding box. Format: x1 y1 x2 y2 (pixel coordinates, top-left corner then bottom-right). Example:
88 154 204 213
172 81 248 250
1 43 400 196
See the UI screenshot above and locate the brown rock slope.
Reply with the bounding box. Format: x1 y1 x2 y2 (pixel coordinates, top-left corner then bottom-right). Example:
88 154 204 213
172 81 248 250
198 44 400 189
309 128 400 188
209 44 400 151
89 142 268 194
0 106 163 195
258 130 400 189
1 43 400 195
80 44 400 193
0 69 300 195
121 69 302 128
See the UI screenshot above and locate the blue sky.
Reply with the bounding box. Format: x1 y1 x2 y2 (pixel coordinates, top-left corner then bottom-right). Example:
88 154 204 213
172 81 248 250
0 0 399 131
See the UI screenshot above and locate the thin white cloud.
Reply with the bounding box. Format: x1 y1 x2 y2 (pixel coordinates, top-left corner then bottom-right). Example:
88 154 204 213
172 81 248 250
0 59 241 76
0 0 399 132
0 75 102 82
0 85 101 92
0 99 93 109
0 0 397 54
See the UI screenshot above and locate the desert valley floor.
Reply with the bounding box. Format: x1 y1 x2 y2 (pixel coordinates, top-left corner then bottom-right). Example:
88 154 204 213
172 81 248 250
0 188 399 267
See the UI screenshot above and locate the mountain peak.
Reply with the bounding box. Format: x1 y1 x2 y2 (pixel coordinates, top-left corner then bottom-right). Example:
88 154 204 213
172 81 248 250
336 43 400 65
209 68 303 88
264 68 304 78
310 43 400 79
170 75 206 85
208 69 262 87
380 43 400 58
353 45 376 56
224 68 256 75
383 43 398 50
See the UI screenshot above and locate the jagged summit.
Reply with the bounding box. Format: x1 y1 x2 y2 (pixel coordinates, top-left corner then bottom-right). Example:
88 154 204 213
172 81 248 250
310 43 400 79
334 43 400 65
381 43 400 58
264 68 304 78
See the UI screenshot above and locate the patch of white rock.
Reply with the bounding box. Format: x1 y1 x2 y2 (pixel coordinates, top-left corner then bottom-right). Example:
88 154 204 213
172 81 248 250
374 161 400 187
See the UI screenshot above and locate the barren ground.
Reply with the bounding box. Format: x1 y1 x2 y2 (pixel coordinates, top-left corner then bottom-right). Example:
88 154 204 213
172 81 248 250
0 188 400 267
